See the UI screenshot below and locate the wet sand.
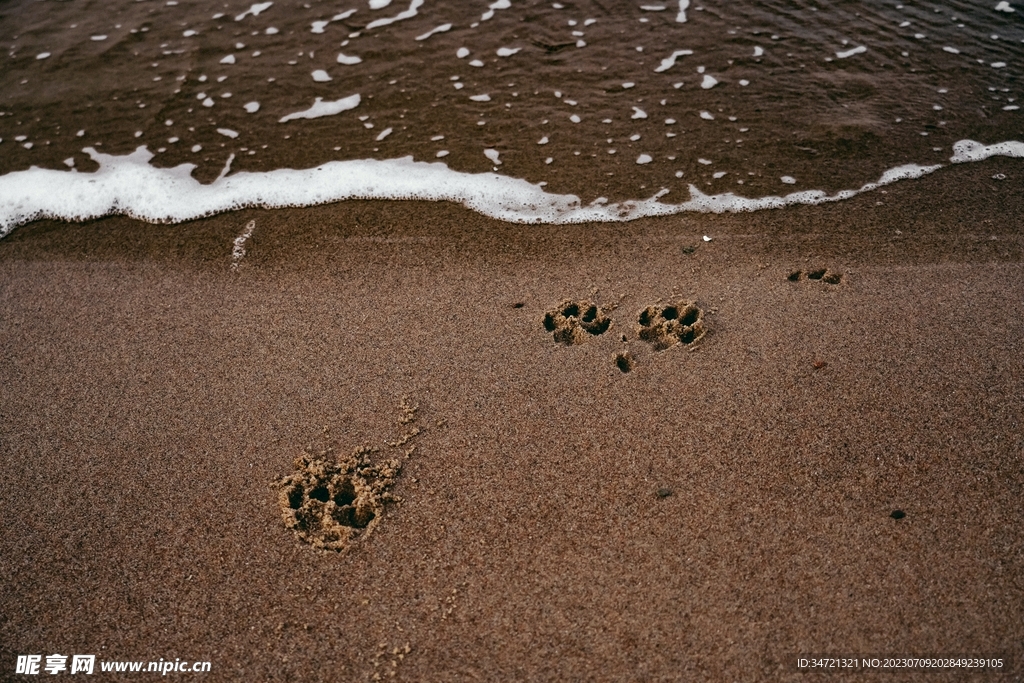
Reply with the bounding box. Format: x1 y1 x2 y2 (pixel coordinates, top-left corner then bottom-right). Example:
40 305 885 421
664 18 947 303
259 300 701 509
1 158 1023 681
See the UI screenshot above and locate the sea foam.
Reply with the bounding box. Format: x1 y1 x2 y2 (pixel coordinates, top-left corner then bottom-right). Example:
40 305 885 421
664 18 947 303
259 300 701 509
0 141 1019 237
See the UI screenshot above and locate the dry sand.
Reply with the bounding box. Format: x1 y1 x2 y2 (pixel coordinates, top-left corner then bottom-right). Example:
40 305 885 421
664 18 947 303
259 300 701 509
1 159 1022 681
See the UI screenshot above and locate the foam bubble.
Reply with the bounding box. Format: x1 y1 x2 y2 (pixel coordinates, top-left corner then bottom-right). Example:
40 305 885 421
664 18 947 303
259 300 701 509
481 0 511 21
91 35 107 41
654 49 694 73
995 1 1014 11
366 0 423 30
369 0 392 8
470 94 491 102
337 53 362 65
484 148 501 165
701 74 718 89
311 10 356 33
235 2 273 21
37 52 51 59
217 128 239 138
677 0 690 22
279 94 361 122
636 154 653 164
836 45 866 58
244 101 260 113
631 107 648 119
753 46 764 57
376 127 393 141
457 47 470 58
943 46 960 54
220 54 236 64
415 23 452 41
700 111 714 120
497 47 521 57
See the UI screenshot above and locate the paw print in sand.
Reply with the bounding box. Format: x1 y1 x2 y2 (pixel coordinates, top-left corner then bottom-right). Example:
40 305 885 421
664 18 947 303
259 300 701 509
788 268 842 284
273 447 401 551
636 301 706 351
543 300 611 345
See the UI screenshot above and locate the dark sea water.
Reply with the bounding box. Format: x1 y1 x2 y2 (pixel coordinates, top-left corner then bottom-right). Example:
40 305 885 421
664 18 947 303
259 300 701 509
0 0 1021 232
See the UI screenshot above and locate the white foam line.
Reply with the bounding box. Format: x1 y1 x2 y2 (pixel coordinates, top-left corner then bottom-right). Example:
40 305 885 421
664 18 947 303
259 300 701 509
1 141 1021 237
949 139 1024 162
231 219 256 269
216 153 236 182
654 49 693 72
279 94 360 122
366 0 423 29
416 23 452 40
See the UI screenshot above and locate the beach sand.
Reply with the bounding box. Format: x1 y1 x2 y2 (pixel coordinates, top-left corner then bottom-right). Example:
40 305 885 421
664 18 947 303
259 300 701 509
1 158 1022 681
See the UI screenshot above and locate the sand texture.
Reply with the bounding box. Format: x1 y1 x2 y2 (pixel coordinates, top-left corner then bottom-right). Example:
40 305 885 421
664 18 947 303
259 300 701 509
1 161 1023 681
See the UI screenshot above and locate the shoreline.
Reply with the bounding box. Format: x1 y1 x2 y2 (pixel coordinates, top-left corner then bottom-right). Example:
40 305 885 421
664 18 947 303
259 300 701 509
1 160 1022 681
1 137 1021 239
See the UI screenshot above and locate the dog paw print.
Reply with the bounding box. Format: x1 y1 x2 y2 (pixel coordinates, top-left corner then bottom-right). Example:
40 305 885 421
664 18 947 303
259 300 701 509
614 351 635 373
636 301 706 351
273 447 401 551
788 268 842 284
542 299 611 345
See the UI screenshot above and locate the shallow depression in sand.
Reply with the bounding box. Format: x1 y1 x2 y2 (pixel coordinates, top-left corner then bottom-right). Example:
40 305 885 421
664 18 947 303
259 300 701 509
636 301 707 351
543 299 612 345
